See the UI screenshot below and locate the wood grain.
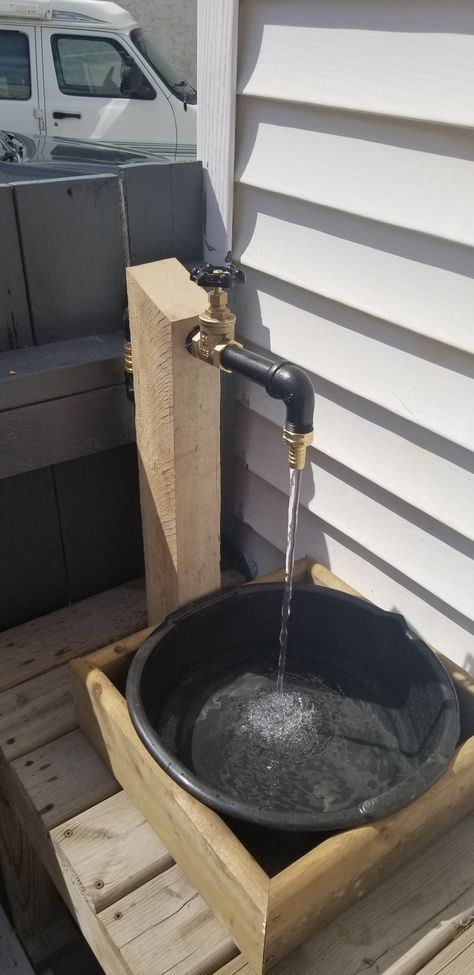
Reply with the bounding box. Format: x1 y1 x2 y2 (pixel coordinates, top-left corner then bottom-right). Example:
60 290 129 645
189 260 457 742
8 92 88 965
99 863 238 975
0 578 146 692
0 185 32 352
0 666 76 762
0 784 76 968
11 729 119 830
13 175 125 344
1 384 135 479
0 467 68 630
51 791 173 912
126 258 221 625
417 924 474 975
0 332 124 413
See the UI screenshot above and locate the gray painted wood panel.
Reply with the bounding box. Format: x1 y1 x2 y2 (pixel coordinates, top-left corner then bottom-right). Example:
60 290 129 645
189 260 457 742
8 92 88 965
0 332 124 412
13 176 126 344
0 385 135 479
0 185 32 351
121 161 202 265
54 444 144 603
0 467 68 630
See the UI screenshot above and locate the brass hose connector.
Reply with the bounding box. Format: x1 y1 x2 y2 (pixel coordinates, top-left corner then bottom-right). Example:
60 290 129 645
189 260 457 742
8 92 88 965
123 339 133 375
283 428 313 471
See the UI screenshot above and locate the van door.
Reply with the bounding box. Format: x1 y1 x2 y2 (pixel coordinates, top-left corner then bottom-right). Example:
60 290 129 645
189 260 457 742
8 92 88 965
40 29 177 155
0 26 44 134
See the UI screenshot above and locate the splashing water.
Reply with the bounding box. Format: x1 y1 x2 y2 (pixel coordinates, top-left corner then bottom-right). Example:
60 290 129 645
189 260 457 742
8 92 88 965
277 467 303 692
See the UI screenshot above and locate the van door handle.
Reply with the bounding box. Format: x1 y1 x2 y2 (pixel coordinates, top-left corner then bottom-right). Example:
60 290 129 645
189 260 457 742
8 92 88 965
52 111 82 120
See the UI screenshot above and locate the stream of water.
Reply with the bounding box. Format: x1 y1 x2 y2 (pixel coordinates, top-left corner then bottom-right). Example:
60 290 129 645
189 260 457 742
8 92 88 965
276 467 303 692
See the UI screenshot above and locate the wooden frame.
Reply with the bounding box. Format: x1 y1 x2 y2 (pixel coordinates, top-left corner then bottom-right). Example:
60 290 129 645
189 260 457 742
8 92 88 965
71 560 474 974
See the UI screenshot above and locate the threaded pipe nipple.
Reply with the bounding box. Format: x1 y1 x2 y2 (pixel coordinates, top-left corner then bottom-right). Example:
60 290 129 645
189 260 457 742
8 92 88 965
283 428 313 471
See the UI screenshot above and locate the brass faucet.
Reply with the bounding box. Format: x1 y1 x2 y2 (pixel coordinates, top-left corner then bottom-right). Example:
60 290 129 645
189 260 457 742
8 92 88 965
188 263 315 471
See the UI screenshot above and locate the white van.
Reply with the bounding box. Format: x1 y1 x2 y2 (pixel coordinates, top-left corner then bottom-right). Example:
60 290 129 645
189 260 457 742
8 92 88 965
0 0 196 158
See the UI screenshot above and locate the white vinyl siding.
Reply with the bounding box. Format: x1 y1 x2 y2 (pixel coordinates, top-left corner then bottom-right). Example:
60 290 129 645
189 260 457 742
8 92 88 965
230 0 474 667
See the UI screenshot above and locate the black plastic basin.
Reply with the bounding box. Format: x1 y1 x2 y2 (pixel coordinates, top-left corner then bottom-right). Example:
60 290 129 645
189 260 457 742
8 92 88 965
126 584 459 832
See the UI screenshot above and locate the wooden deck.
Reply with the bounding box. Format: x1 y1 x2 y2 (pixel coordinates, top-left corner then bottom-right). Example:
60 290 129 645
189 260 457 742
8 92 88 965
0 575 473 975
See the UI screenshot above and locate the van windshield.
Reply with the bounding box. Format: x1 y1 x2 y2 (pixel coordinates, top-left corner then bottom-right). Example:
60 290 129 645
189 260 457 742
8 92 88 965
131 29 197 104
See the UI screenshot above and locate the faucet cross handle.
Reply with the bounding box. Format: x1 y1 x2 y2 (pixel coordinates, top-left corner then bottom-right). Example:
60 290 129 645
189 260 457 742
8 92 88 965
190 261 246 291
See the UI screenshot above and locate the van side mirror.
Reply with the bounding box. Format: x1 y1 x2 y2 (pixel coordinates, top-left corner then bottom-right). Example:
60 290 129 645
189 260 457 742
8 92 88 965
120 55 156 101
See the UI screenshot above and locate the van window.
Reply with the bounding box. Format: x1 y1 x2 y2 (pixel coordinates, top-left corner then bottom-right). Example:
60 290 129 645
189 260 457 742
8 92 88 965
51 35 156 100
0 31 31 100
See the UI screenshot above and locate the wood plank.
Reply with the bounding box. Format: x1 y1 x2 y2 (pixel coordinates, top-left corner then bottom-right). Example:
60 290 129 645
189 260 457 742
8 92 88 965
238 0 474 129
0 467 68 630
126 258 221 624
51 791 173 912
0 333 124 412
99 863 238 975
54 444 144 603
0 784 77 969
417 924 474 975
71 660 269 973
121 161 202 266
0 185 32 351
11 729 119 830
13 176 125 344
197 0 239 260
0 577 146 692
0 666 76 762
0 384 135 480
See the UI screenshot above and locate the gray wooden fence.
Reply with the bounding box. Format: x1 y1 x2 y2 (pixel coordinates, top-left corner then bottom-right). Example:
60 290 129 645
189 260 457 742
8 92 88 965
0 161 203 629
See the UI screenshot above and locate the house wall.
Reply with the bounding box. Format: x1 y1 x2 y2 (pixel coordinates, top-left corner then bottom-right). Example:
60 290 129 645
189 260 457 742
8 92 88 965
200 0 474 668
126 0 197 87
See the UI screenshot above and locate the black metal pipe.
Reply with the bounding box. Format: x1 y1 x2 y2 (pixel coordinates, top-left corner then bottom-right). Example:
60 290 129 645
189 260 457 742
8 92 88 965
220 345 314 434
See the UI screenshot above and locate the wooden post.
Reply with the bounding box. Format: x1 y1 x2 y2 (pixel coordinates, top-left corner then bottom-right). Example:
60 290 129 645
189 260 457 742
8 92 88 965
0 780 77 968
126 258 221 625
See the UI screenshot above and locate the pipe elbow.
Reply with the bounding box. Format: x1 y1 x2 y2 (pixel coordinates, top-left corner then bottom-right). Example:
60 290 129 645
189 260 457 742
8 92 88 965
265 363 315 434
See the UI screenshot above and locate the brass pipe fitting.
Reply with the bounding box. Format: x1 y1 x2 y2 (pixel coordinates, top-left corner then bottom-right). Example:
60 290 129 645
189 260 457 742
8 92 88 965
283 428 314 471
123 339 133 375
188 262 315 473
188 286 242 371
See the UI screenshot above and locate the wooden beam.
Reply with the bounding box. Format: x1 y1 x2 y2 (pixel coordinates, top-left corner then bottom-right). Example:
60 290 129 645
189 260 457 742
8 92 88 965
121 161 203 267
51 791 172 913
126 258 221 625
0 578 146 693
0 788 77 969
99 864 238 975
197 0 239 261
0 333 124 413
0 385 135 480
13 176 126 344
10 730 119 831
0 666 76 762
0 185 32 352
